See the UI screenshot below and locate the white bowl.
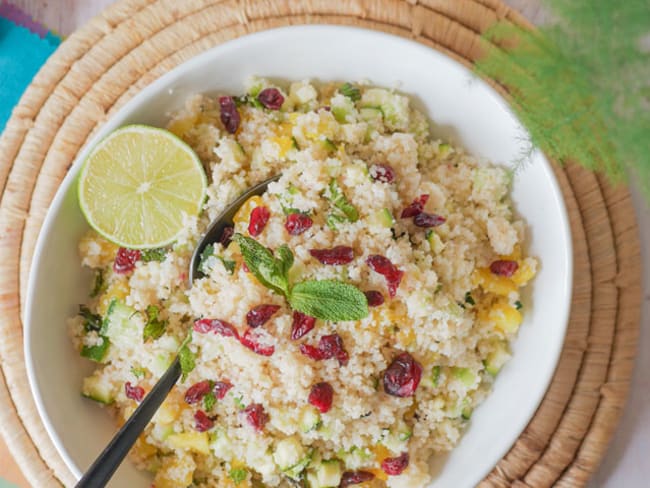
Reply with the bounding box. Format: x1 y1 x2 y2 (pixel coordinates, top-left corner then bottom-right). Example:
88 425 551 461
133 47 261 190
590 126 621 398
25 25 572 487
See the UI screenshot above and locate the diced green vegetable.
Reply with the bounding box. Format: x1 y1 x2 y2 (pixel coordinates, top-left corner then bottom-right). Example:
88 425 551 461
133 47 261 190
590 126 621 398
234 396 246 410
326 179 358 229
515 300 523 310
465 292 475 306
198 243 215 275
360 88 410 130
398 429 413 441
339 82 361 101
461 398 473 420
82 371 115 404
204 391 216 411
273 436 306 471
217 256 236 275
141 248 167 262
331 93 356 123
81 336 110 363
209 429 233 458
99 300 140 349
300 407 322 433
229 468 248 484
426 230 445 254
370 208 394 228
131 366 146 378
431 365 441 387
453 367 477 387
438 143 452 157
485 341 511 376
321 138 337 154
79 305 102 332
315 459 342 487
358 107 383 123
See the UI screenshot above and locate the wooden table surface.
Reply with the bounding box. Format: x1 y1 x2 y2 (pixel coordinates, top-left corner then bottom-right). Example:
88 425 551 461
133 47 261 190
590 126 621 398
3 1 648 487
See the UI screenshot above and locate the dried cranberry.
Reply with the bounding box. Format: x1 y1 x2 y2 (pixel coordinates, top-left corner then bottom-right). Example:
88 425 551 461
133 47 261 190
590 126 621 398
194 318 239 339
400 194 430 218
364 290 385 307
340 471 375 486
370 164 396 184
184 380 211 404
285 213 313 235
212 381 233 400
240 328 275 356
308 382 334 413
194 410 214 432
413 212 446 228
246 304 281 328
219 226 234 247
242 262 250 273
383 352 422 397
367 255 404 298
257 88 284 110
219 96 240 134
299 343 327 360
381 452 409 476
125 382 144 402
319 333 349 365
309 246 355 265
490 259 519 277
248 206 270 236
113 248 141 274
242 403 269 432
291 311 316 340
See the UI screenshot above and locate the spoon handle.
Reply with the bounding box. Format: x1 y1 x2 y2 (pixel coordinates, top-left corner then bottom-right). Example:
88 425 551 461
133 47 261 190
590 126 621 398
76 357 182 488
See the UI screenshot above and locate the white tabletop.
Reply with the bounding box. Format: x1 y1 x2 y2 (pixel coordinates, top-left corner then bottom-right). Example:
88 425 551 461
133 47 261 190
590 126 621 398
7 2 650 487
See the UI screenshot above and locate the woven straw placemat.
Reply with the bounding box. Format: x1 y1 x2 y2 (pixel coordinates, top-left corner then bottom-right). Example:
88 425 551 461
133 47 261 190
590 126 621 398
0 1 642 487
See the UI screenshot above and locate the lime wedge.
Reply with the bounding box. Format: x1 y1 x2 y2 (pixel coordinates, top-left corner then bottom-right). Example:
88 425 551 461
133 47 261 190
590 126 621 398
78 125 207 249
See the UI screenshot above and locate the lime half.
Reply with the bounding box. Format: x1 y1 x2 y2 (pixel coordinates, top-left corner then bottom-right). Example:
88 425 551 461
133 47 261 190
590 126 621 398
78 125 207 249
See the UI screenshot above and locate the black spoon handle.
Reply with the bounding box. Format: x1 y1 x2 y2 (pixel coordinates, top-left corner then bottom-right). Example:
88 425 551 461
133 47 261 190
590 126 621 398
75 357 182 488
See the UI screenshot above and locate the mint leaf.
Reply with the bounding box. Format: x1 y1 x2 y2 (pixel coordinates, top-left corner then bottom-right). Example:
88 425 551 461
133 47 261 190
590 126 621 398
178 332 195 382
81 336 110 362
288 280 368 321
198 244 215 274
90 270 105 298
204 390 216 411
229 468 248 484
143 305 167 342
217 256 236 275
327 179 359 227
141 248 167 262
233 234 290 296
234 395 246 410
340 82 361 101
79 305 102 332
131 366 146 379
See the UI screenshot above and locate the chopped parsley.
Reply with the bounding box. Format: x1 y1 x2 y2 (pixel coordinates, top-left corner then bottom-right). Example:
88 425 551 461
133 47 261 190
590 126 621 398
515 300 523 310
464 292 475 306
234 396 246 410
339 82 361 101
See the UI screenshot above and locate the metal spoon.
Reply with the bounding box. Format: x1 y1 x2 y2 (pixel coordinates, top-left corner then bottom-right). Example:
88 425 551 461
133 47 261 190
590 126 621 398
76 175 280 488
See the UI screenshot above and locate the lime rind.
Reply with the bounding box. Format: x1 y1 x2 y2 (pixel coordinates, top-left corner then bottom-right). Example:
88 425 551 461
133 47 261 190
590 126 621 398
78 125 207 249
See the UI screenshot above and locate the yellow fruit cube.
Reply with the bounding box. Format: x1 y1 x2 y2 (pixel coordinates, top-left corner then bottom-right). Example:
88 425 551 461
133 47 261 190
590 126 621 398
98 279 130 316
233 195 264 224
501 243 522 261
153 453 196 488
396 327 415 347
153 398 182 424
473 268 517 297
167 432 210 455
167 114 198 138
487 300 522 334
272 136 294 158
512 257 537 286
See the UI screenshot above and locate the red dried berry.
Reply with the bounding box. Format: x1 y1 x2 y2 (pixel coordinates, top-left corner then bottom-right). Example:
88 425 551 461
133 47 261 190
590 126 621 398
194 318 240 339
248 206 270 237
381 452 409 476
246 304 281 328
240 328 275 356
400 194 430 218
242 262 250 273
291 311 316 340
219 226 234 247
413 212 446 228
242 403 269 432
212 380 233 400
369 164 396 184
319 333 349 366
257 88 284 110
194 410 214 432
309 246 355 265
308 382 334 413
340 471 375 486
364 290 385 307
383 352 422 398
114 248 141 274
125 382 144 402
299 343 327 360
219 96 240 134
366 255 404 298
489 259 519 277
184 380 211 404
285 213 313 235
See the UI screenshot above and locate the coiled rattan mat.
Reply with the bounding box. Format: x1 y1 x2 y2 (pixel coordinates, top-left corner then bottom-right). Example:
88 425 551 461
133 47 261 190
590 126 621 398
0 0 642 486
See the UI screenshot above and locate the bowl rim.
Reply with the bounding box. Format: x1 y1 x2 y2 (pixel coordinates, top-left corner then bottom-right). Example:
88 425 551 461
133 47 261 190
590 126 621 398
24 23 573 486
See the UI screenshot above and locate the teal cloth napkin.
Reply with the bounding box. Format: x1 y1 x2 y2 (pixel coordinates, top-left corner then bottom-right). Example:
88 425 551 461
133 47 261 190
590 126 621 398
0 2 61 133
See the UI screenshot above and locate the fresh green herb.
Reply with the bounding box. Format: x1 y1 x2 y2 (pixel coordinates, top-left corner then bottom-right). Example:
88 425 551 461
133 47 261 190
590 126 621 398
217 256 236 275
79 305 102 332
280 204 302 216
198 244 215 275
131 366 146 379
326 179 359 229
229 468 248 484
339 82 361 102
326 213 347 230
143 305 167 342
515 300 523 310
399 431 413 441
322 138 337 153
141 248 167 262
435 283 443 293
287 184 299 195
204 390 216 411
465 292 475 306
233 234 368 321
288 280 368 321
371 375 380 390
81 336 110 362
234 396 246 410
178 331 195 382
291 136 300 150
90 270 105 298
431 366 441 387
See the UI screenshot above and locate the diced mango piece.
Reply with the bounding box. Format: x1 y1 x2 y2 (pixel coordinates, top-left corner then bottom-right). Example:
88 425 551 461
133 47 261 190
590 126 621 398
472 268 517 297
132 434 157 459
167 114 198 138
487 300 522 334
272 136 294 158
79 231 119 268
153 453 196 488
153 397 182 424
167 432 210 455
233 195 264 224
276 121 293 138
501 243 521 261
397 326 415 347
511 257 537 286
98 279 130 316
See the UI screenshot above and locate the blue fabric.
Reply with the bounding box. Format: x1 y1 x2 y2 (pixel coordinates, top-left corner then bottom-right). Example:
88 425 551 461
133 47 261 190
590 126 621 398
0 16 60 133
